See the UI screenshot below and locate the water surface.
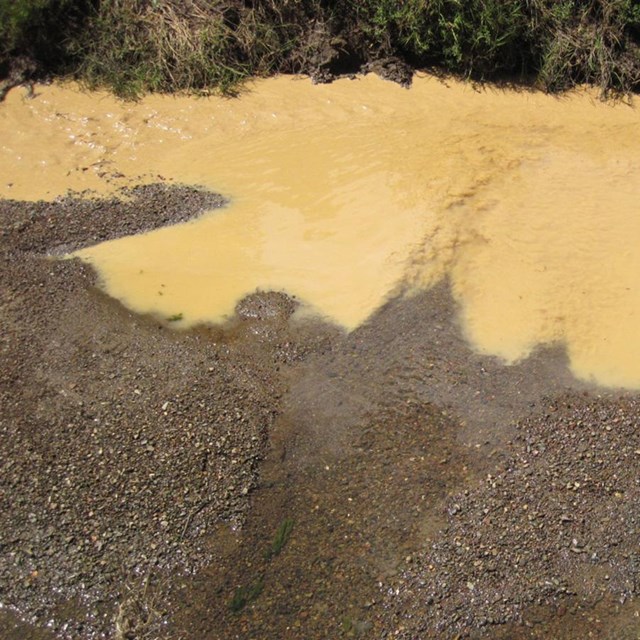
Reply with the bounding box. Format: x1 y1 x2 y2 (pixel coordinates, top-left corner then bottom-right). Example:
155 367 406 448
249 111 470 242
1 75 639 387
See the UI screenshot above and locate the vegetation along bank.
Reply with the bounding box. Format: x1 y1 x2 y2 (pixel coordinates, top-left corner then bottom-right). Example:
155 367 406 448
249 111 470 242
1 0 640 99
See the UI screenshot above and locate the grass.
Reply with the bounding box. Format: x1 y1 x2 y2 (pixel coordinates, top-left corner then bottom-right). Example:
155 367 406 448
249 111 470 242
229 578 264 614
68 0 306 98
167 313 183 322
114 575 165 640
228 518 294 614
0 0 84 73
264 517 294 560
2 1 639 98
535 0 640 93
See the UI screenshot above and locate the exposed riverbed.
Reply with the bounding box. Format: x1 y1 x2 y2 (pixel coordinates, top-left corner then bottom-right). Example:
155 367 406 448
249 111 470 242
1 75 640 639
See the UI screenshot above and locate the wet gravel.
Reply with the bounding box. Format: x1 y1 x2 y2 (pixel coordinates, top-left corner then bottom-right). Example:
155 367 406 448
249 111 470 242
381 394 640 637
169 399 473 640
1 183 225 255
0 185 301 637
2 184 640 640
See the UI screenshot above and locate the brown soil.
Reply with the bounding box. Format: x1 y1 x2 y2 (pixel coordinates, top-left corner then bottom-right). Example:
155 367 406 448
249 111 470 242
1 185 639 639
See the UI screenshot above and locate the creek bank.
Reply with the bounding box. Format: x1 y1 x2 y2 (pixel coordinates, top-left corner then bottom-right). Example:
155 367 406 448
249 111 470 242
2 185 640 639
2 0 640 98
0 184 323 637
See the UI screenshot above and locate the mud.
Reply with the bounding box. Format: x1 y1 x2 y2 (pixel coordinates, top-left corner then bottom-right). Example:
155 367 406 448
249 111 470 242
3 184 640 639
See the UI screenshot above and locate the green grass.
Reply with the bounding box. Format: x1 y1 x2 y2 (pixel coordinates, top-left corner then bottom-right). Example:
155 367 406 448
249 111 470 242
264 517 294 560
67 0 303 98
229 578 264 614
0 0 82 73
0 0 54 53
167 313 183 323
356 0 530 76
227 518 293 614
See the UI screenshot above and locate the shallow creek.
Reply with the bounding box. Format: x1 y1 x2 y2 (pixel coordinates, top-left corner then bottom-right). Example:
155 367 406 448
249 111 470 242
1 75 639 388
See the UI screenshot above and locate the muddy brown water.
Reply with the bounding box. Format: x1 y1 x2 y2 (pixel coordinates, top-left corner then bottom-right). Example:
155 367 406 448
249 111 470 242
2 75 640 387
2 75 640 639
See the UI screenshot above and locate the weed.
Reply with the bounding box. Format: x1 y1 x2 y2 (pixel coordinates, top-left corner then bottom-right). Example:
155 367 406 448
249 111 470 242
167 313 183 322
355 0 530 78
68 0 307 98
0 0 87 72
0 0 63 54
229 578 264 614
264 517 294 560
532 0 640 93
114 575 165 640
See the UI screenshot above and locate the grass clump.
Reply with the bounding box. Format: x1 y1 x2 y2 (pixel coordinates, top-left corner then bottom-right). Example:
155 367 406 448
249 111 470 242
69 0 311 98
353 0 532 78
532 0 640 93
114 575 165 640
351 0 640 92
0 0 70 57
0 0 49 54
0 0 86 82
227 518 294 614
264 517 294 560
229 578 264 614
